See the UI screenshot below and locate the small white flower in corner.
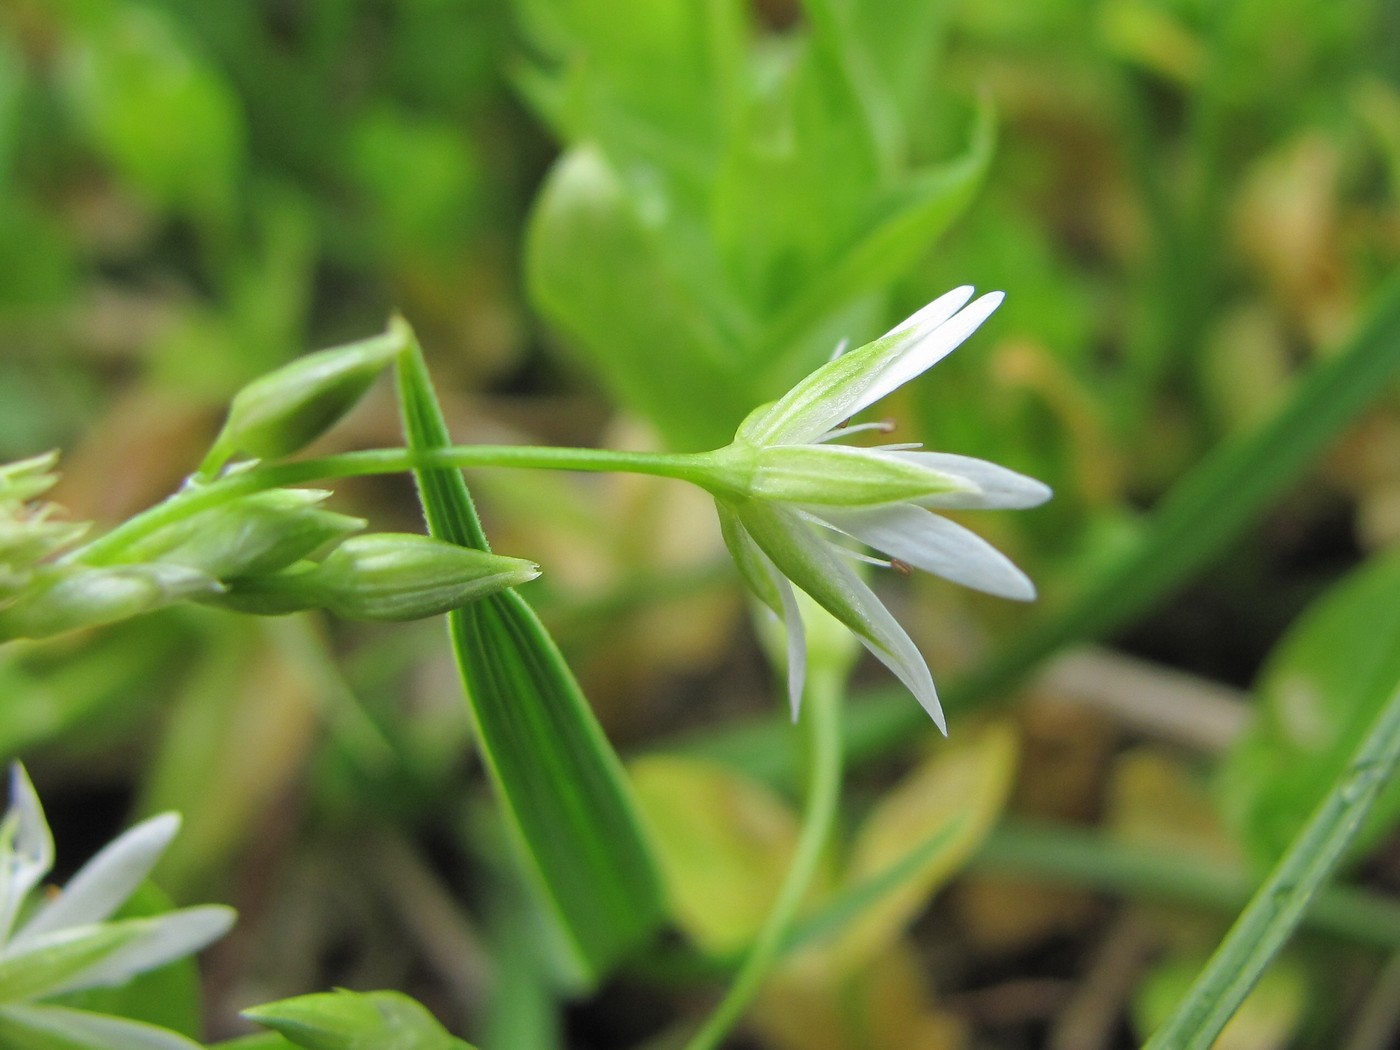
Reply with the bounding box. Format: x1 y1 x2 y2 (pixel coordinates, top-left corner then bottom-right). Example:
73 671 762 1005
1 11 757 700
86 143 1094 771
698 287 1050 730
0 764 234 1049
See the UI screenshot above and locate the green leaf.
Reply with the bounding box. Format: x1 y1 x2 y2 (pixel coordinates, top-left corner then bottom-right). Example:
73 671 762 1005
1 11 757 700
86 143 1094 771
527 145 756 451
1144 677 1400 1049
1218 546 1400 866
243 990 474 1050
630 755 806 956
59 5 242 220
394 339 663 984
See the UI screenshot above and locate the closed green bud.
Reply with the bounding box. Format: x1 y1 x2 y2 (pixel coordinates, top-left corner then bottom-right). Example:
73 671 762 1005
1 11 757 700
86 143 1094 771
0 563 222 640
204 324 407 471
243 988 475 1050
122 489 365 579
0 451 62 504
316 533 539 622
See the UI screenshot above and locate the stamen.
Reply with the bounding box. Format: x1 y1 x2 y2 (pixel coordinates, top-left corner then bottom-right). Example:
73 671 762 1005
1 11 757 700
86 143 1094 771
843 549 894 569
815 419 898 444
889 558 914 577
869 441 923 452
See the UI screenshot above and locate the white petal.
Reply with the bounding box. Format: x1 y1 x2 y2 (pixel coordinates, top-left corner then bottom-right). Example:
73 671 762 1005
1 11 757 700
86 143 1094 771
768 563 808 722
0 765 54 947
815 505 1037 601
893 452 1053 509
8 814 180 954
737 502 946 732
856 291 1004 413
886 285 976 338
738 287 994 446
48 905 235 995
0 1003 205 1050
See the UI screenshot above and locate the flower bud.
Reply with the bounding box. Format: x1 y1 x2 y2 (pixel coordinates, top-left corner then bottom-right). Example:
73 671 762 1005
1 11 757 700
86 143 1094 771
0 563 222 640
0 451 62 504
122 490 365 579
315 533 540 622
204 326 406 470
243 989 469 1050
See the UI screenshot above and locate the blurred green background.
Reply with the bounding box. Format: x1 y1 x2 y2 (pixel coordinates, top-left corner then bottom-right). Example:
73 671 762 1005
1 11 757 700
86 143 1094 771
3 1 1400 1047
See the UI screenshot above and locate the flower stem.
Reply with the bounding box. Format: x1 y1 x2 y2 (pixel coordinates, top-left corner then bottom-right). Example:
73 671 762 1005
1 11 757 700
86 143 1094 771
682 660 844 1050
69 445 712 566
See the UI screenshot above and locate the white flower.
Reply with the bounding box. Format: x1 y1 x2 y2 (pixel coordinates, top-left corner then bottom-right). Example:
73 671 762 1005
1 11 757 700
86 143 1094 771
0 765 235 1050
702 287 1050 730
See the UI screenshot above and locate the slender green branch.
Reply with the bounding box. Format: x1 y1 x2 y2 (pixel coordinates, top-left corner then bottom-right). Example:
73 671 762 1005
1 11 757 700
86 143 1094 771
974 821 1400 951
69 445 710 567
682 661 844 1050
1145 681 1400 1049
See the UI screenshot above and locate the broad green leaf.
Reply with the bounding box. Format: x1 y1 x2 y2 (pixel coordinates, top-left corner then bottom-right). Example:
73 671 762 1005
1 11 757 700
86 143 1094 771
513 0 746 182
752 103 995 391
59 4 242 220
527 145 757 451
801 0 951 169
630 755 810 955
819 722 1017 972
1218 546 1400 866
244 989 475 1050
395 340 663 984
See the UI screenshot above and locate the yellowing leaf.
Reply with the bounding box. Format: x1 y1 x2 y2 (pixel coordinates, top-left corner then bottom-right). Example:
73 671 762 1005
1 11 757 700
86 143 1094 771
755 939 966 1050
821 722 1018 972
629 755 806 955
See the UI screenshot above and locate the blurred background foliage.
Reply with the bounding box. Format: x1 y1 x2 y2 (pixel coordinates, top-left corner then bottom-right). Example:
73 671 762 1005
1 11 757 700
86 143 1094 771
2 0 1400 1047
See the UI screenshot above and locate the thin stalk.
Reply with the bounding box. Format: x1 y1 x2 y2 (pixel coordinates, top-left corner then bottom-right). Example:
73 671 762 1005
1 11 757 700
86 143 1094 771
682 662 844 1050
69 445 708 567
1145 681 1400 1049
974 822 1400 951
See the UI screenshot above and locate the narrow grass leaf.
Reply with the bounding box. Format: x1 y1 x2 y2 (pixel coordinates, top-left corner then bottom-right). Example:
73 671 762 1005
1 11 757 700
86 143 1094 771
394 340 663 983
1144 678 1400 1049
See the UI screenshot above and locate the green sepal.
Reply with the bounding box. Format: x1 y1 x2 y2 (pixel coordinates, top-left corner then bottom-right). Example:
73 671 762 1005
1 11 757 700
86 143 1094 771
203 326 406 473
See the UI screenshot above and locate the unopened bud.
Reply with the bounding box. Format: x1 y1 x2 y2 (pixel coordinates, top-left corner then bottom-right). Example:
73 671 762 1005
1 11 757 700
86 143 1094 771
122 490 365 579
204 326 406 471
0 563 222 640
0 452 62 504
316 533 539 621
243 989 468 1050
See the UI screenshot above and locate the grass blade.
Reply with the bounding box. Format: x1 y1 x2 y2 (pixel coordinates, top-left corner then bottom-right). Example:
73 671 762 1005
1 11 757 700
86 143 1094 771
1144 679 1400 1048
394 331 663 983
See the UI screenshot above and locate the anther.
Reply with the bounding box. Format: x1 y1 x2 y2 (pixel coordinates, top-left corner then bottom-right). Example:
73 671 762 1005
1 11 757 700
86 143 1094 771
889 558 913 577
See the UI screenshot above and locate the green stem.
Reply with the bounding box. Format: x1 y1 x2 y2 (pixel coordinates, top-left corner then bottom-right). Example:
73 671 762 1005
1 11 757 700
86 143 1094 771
69 445 710 566
1145 680 1400 1049
682 661 844 1050
974 822 1400 952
